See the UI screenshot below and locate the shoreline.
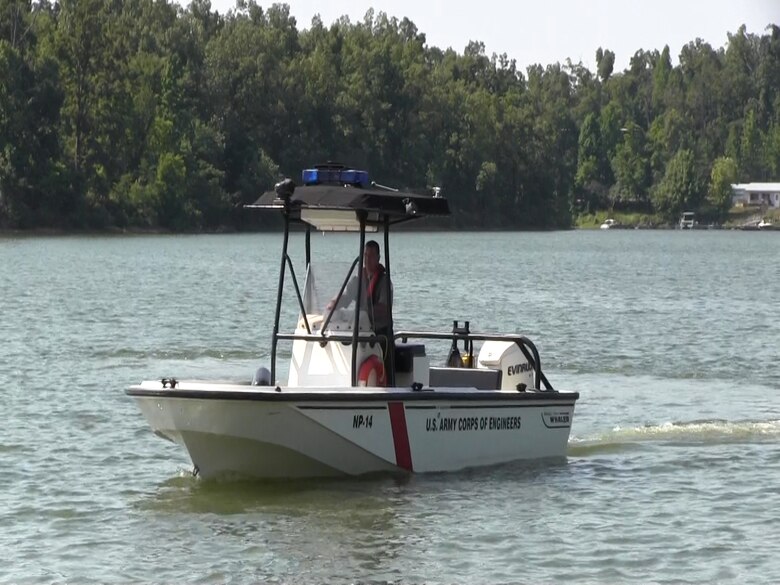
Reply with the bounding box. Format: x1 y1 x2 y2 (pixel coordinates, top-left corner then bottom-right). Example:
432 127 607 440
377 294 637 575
0 224 571 236
2 219 776 237
1 226 770 237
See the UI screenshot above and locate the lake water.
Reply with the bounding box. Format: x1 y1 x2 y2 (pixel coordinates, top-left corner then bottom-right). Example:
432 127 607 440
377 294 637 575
1 230 779 584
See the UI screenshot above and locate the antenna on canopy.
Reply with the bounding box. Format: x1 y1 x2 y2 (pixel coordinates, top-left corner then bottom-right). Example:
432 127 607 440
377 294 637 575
371 181 399 192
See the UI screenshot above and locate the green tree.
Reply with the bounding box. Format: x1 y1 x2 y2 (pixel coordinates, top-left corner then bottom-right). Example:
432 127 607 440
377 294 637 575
575 112 610 209
765 122 780 178
596 47 614 82
575 113 602 187
0 39 66 227
707 156 738 219
652 148 701 219
647 108 690 182
651 45 672 110
739 108 764 180
610 122 649 208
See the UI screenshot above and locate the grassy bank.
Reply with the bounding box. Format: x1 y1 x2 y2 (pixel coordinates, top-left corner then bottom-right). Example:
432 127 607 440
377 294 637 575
577 206 780 229
722 206 780 228
575 211 663 229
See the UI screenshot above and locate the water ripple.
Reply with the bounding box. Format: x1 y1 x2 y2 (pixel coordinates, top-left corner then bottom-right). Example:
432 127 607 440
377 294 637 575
3 232 780 584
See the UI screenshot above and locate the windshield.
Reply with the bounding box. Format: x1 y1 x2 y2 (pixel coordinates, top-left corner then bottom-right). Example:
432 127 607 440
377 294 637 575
300 261 370 327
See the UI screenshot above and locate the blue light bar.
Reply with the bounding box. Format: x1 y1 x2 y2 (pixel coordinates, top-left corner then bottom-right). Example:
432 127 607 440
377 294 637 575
302 168 369 186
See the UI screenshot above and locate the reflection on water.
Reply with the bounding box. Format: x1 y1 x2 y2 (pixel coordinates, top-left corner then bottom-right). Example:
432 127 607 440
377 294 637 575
142 474 404 514
140 458 570 516
130 458 589 581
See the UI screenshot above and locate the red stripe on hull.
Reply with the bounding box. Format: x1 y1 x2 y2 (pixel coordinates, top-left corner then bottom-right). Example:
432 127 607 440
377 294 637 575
388 402 413 471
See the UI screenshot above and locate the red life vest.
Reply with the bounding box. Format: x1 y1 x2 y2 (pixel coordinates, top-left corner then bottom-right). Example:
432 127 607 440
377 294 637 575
366 264 385 304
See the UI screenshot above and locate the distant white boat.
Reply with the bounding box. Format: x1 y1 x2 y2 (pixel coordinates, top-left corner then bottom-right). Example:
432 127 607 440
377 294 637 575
678 212 696 229
600 218 618 230
758 218 775 230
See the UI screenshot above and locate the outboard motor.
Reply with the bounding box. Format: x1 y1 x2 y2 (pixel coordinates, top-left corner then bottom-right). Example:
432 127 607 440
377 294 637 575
477 341 535 391
252 366 272 386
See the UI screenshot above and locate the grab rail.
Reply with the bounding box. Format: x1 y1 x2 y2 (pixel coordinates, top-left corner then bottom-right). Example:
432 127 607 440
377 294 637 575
273 330 553 391
276 332 389 346
394 330 553 391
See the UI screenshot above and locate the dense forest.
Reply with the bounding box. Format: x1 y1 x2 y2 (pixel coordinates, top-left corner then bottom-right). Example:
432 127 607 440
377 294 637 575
1 0 779 230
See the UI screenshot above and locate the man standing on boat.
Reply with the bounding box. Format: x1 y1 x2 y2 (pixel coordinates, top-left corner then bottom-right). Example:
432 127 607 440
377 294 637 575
361 240 392 338
328 240 393 380
360 240 394 385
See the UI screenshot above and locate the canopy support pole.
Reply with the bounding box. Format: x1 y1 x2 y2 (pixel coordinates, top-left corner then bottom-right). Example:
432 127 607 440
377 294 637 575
351 212 367 386
270 212 290 385
383 217 395 386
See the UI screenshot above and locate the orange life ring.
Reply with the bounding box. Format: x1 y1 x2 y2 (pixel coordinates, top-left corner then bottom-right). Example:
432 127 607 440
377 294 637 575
358 354 386 387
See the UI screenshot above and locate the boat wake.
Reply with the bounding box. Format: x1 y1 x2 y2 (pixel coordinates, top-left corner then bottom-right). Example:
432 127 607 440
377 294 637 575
568 418 780 455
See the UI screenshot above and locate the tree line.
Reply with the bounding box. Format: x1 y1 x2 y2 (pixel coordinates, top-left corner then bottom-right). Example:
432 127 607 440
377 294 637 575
1 0 778 230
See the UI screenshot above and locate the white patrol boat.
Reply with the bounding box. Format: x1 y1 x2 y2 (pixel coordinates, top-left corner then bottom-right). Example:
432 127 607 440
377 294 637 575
126 164 580 479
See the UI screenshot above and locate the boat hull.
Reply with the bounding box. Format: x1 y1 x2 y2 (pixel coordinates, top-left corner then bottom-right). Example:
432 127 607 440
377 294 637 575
129 382 578 479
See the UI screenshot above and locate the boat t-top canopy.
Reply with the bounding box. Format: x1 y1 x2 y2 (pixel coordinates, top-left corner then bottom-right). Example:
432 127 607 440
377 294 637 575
246 163 450 231
245 163 451 384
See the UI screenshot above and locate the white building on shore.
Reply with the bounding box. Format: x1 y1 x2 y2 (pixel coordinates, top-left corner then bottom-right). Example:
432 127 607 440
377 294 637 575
731 183 780 208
